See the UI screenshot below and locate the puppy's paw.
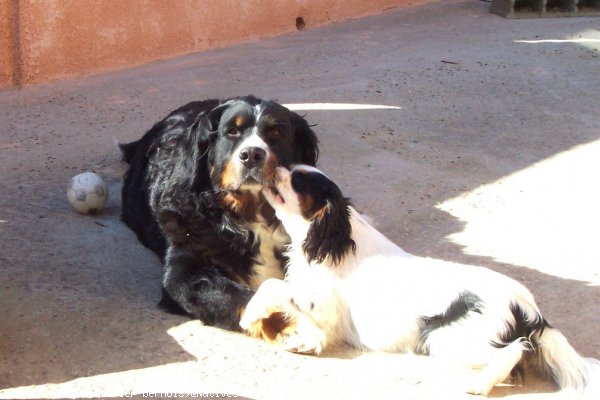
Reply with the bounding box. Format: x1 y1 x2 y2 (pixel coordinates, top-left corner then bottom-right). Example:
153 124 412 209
241 307 325 355
464 376 494 396
239 306 267 336
281 332 323 355
289 295 316 315
279 316 326 355
240 304 285 338
240 278 289 336
239 278 328 354
242 310 296 343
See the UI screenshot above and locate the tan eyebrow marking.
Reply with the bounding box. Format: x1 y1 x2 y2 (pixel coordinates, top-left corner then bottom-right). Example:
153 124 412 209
235 115 245 128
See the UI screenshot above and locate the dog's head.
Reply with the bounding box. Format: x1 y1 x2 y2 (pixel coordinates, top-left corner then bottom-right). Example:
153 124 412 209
262 165 355 266
199 97 319 194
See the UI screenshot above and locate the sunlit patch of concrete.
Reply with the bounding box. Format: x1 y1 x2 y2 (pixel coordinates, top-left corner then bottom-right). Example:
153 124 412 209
437 139 600 286
283 103 401 111
514 29 600 51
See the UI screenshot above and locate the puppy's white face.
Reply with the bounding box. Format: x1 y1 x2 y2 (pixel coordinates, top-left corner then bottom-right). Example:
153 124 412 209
262 165 355 266
262 166 313 242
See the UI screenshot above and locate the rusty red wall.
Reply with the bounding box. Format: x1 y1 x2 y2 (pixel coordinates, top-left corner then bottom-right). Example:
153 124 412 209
0 0 16 87
1 0 434 88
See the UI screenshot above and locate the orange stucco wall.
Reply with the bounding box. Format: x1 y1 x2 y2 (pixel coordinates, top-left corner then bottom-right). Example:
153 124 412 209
0 0 16 87
1 0 434 88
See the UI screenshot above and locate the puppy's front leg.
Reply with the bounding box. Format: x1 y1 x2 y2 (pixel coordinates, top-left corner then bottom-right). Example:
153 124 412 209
239 278 292 338
240 278 327 354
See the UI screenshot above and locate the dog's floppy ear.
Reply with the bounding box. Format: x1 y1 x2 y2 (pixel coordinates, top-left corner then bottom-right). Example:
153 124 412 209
188 101 231 191
195 100 232 137
289 112 319 165
302 192 355 266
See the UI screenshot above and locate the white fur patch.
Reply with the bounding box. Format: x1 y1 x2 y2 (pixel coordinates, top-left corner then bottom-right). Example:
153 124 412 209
232 131 269 164
248 218 287 290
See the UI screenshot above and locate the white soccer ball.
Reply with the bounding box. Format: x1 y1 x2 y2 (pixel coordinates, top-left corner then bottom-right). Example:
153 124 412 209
67 172 109 214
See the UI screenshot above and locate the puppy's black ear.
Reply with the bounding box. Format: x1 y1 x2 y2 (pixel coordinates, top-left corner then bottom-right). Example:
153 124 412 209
302 195 355 266
290 112 319 165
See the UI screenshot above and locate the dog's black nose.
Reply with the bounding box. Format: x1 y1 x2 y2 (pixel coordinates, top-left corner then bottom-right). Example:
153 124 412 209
239 147 266 168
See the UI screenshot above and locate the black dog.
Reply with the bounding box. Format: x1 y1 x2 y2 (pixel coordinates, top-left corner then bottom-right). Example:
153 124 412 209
120 96 319 330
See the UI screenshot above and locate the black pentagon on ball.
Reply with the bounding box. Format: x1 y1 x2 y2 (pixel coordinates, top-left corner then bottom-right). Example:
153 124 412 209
75 189 87 202
94 184 106 197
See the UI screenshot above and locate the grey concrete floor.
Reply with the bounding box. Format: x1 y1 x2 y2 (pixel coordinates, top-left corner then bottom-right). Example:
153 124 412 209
1 0 599 398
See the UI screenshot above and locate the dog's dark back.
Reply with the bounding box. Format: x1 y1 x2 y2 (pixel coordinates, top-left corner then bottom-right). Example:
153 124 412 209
120 100 221 259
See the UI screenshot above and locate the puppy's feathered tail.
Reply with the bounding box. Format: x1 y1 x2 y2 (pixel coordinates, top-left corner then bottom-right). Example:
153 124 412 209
537 327 599 397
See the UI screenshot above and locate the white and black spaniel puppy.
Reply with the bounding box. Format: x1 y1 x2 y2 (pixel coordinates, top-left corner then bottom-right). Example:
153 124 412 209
120 96 318 330
240 165 598 396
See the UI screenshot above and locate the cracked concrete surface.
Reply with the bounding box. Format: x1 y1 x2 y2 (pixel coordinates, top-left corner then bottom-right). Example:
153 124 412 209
1 1 599 398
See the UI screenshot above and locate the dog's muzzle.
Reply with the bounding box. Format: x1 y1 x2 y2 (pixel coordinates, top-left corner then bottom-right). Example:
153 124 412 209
239 146 266 170
235 146 278 188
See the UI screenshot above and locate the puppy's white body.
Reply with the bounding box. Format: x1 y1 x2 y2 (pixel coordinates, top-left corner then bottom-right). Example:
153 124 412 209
241 166 597 396
284 208 528 354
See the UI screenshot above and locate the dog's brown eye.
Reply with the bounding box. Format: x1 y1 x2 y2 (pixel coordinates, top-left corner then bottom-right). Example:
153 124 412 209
265 127 284 144
226 127 240 137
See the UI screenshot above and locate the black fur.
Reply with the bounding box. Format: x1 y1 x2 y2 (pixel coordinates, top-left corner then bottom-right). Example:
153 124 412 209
290 170 356 265
491 303 550 349
120 96 319 330
490 303 550 383
416 291 483 355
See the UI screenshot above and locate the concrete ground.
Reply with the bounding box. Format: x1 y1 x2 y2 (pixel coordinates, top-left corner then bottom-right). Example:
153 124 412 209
1 0 599 398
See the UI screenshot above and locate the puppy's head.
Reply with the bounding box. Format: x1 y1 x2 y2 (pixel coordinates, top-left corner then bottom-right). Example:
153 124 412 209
263 165 355 266
201 97 319 194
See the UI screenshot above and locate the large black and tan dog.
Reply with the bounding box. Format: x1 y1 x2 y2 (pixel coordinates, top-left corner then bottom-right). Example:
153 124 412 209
120 96 319 330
